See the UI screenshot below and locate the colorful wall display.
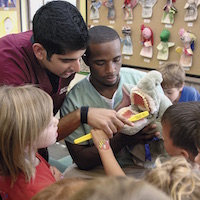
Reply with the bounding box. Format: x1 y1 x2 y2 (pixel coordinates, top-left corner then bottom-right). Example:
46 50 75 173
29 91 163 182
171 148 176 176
87 0 200 76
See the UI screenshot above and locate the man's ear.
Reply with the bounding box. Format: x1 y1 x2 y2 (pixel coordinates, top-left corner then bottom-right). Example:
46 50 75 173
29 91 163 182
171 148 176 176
82 53 89 66
180 149 189 159
32 43 46 60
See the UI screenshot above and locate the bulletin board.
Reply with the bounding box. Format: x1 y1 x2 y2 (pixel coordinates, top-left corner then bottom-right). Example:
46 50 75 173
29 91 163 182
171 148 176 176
87 0 200 77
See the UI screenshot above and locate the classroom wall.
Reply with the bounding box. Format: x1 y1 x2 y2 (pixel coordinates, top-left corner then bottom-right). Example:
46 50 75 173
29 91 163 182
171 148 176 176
80 0 86 21
21 0 84 32
87 0 200 77
21 0 28 31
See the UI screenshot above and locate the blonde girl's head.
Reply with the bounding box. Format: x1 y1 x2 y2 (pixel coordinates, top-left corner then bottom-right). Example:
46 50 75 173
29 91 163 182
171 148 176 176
0 85 53 184
67 176 171 200
144 156 200 200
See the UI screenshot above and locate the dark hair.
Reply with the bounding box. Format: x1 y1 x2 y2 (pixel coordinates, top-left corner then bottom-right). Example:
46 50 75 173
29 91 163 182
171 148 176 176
88 25 119 44
85 25 120 57
161 102 200 156
32 1 89 60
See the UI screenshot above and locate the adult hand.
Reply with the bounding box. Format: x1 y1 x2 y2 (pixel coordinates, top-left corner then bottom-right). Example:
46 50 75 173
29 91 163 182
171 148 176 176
116 131 156 147
49 166 63 181
116 123 159 147
140 123 160 138
87 108 134 139
128 123 160 146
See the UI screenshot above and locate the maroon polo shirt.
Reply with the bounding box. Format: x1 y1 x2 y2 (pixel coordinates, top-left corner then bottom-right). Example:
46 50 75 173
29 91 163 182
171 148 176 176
0 30 75 115
0 31 76 161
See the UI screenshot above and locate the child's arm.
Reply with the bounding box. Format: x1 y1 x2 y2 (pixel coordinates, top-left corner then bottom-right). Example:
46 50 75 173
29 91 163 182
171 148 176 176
91 128 126 176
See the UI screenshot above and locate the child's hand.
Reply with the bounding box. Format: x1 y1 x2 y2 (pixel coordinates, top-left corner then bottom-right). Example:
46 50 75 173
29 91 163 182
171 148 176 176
49 166 64 181
91 129 109 150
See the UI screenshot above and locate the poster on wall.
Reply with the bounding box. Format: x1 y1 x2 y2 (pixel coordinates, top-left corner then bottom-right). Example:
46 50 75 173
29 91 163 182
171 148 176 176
0 10 18 37
0 0 16 8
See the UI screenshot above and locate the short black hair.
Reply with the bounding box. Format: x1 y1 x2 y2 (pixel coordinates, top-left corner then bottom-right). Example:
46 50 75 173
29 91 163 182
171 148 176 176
85 25 120 58
88 25 119 44
33 1 89 60
162 102 200 157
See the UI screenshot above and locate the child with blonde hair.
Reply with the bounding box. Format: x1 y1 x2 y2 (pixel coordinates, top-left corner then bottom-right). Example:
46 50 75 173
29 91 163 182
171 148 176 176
68 176 171 200
158 62 200 103
144 156 200 200
0 85 63 200
31 177 90 200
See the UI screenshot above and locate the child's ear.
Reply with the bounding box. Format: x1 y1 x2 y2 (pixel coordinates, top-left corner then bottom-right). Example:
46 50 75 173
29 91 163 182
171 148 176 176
180 149 189 159
32 43 46 60
179 83 184 92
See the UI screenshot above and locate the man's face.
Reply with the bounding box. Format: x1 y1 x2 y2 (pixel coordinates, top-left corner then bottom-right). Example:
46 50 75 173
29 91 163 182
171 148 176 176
41 49 86 78
87 38 122 88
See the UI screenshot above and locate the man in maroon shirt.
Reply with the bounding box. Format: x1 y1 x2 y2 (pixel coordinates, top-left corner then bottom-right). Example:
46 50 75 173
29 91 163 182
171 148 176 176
0 1 132 161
